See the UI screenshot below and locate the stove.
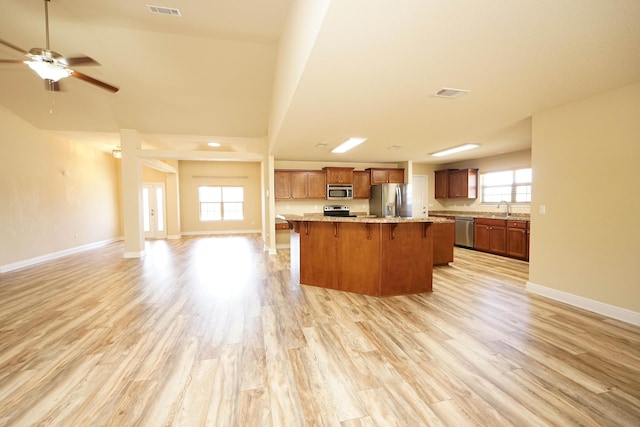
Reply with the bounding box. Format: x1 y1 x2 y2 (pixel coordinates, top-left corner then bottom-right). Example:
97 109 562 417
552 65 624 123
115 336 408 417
323 205 356 217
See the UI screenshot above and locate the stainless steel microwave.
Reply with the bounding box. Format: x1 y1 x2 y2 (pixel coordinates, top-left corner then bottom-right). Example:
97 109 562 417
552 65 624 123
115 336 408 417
327 184 353 200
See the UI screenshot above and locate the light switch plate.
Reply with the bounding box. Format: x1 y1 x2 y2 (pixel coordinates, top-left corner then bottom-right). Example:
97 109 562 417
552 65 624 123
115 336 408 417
539 205 546 214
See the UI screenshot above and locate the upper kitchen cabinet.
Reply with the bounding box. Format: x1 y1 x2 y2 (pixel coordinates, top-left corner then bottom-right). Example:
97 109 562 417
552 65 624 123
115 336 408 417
367 168 405 184
353 170 371 199
434 169 453 199
275 170 327 200
435 168 478 199
323 167 354 184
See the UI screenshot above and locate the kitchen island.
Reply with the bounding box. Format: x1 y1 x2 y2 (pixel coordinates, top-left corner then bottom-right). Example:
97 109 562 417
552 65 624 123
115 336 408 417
278 215 453 296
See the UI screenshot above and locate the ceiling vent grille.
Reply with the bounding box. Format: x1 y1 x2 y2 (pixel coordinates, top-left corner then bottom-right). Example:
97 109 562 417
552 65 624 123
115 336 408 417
146 5 182 17
432 87 469 99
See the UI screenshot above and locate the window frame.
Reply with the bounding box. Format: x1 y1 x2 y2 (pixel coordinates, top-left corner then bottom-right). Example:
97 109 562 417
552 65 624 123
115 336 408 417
480 168 532 205
198 185 245 221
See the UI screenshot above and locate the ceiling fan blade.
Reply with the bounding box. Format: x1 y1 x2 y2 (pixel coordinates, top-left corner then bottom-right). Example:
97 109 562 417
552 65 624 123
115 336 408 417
44 79 61 92
70 69 119 93
0 59 25 64
63 56 100 67
0 38 28 55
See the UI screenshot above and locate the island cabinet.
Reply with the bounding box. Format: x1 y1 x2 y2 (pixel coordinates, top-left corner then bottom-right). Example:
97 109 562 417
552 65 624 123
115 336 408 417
474 218 507 255
506 220 529 260
274 170 326 200
323 167 354 184
367 168 405 184
291 220 433 296
353 170 371 199
434 168 478 199
431 221 455 265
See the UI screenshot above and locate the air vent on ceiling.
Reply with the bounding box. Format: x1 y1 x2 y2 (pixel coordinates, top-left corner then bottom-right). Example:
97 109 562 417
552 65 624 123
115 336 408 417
432 87 469 99
146 5 182 17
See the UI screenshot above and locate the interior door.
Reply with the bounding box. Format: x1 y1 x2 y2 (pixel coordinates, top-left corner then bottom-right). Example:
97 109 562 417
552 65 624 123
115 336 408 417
142 183 167 239
412 175 428 218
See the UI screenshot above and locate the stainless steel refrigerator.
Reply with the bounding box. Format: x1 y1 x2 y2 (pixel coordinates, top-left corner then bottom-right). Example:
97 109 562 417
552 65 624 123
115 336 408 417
369 183 412 218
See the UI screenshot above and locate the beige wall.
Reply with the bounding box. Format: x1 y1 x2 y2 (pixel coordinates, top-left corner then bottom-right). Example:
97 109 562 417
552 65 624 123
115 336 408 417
530 82 640 313
0 105 121 268
178 161 262 233
415 149 532 215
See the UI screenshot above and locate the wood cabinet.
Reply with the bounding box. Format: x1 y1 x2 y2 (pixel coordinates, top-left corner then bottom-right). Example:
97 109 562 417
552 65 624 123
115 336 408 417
506 220 529 260
274 170 292 199
434 169 452 199
432 222 455 265
275 170 326 200
323 167 354 184
367 168 405 184
435 168 478 199
294 220 432 296
353 170 371 199
474 218 507 255
475 218 530 260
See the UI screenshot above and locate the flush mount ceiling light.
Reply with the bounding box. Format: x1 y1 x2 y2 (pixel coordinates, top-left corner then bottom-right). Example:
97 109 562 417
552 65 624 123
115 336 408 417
430 143 479 157
331 137 367 154
112 147 122 158
207 142 221 147
431 87 470 99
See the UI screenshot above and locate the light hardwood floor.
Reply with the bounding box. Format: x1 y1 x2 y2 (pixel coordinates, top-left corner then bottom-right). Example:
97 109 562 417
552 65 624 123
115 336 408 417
0 235 639 426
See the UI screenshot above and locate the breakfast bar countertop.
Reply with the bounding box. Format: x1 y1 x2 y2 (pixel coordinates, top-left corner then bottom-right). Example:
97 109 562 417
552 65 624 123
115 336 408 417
276 214 454 224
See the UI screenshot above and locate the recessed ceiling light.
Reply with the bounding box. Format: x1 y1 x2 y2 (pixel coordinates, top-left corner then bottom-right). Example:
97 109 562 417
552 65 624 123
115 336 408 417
207 142 220 147
387 145 404 150
431 143 479 157
315 142 329 148
431 87 470 99
331 137 367 154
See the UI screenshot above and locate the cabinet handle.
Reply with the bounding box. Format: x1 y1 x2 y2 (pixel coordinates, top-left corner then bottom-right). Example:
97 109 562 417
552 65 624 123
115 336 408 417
333 223 338 237
304 222 309 236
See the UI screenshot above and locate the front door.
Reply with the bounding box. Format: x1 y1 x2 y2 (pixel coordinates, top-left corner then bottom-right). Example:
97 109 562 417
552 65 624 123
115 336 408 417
412 175 428 218
142 183 167 239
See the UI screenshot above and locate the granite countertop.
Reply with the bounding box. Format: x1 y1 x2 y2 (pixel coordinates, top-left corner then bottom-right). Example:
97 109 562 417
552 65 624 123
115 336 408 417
276 214 453 224
429 211 530 221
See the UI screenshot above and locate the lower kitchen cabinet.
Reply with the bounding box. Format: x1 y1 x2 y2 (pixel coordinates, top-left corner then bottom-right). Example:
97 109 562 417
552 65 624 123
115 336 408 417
475 218 529 260
506 220 529 260
474 218 507 255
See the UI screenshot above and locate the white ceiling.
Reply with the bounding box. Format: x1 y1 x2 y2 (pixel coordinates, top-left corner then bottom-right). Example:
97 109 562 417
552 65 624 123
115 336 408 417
1 0 639 164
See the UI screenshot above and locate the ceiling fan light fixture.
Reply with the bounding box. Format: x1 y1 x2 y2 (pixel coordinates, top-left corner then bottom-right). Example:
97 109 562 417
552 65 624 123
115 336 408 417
26 60 71 82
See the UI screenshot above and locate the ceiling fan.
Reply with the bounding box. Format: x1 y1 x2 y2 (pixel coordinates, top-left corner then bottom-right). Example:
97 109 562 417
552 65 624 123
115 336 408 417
0 0 119 93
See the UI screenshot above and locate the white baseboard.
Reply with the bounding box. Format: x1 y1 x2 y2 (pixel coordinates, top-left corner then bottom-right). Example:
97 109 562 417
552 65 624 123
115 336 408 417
166 234 182 240
181 229 262 236
123 250 146 259
526 282 640 326
0 237 121 273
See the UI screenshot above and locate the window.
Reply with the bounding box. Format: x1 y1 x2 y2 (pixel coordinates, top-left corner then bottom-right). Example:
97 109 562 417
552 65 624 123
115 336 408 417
198 186 244 221
480 168 531 203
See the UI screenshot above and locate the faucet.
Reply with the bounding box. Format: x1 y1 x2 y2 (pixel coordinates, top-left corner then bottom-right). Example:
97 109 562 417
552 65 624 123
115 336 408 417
497 200 511 217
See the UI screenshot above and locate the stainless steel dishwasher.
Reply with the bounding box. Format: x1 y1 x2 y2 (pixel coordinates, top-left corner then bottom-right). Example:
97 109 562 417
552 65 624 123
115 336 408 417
455 217 474 248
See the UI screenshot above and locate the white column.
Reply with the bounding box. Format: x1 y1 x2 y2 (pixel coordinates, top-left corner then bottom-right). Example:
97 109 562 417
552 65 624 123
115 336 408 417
120 129 145 258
